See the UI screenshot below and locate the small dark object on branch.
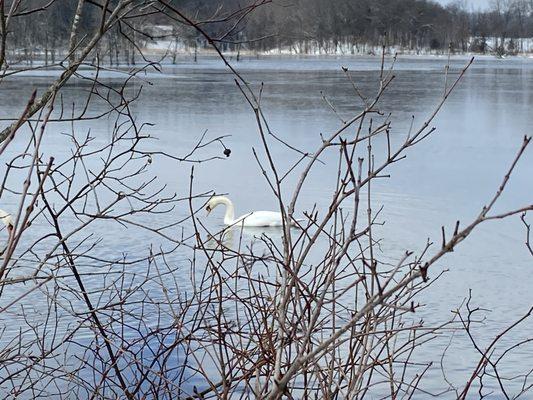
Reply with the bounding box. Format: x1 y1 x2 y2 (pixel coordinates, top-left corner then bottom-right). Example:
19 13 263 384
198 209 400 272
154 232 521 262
224 148 231 157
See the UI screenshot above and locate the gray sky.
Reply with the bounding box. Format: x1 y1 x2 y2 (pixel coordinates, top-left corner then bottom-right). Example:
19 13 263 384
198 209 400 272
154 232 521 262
436 0 491 10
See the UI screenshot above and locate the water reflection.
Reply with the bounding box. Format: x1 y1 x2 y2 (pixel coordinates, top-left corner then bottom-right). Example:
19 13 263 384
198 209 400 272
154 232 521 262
204 224 285 251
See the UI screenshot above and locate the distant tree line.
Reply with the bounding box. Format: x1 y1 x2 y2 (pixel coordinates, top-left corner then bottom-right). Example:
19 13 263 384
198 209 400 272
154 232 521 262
240 0 533 54
4 0 533 64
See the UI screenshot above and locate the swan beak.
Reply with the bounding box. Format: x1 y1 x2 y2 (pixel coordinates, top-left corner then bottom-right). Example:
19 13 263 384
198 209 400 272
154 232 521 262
205 206 211 216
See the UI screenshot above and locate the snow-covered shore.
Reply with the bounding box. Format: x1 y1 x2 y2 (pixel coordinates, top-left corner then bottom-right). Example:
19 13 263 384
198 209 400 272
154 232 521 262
145 35 533 59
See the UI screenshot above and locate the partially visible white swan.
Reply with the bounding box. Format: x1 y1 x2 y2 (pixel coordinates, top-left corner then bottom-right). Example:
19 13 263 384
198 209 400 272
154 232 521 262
0 209 14 249
0 209 13 231
205 196 296 227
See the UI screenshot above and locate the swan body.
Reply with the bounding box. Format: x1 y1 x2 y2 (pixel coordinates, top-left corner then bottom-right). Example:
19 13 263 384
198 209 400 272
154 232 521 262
205 196 293 227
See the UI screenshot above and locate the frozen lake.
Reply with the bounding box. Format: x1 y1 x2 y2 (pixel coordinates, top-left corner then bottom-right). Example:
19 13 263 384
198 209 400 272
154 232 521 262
0 54 532 398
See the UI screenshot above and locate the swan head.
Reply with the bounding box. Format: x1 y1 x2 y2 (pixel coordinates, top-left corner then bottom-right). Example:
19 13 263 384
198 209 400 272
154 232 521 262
205 196 218 216
205 196 231 216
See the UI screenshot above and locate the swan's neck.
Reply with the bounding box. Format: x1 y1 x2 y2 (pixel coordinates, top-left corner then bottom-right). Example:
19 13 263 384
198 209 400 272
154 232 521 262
217 197 235 225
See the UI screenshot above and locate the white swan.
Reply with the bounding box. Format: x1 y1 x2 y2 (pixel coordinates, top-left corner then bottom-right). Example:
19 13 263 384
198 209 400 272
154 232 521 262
205 196 295 227
0 209 13 231
0 209 14 249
